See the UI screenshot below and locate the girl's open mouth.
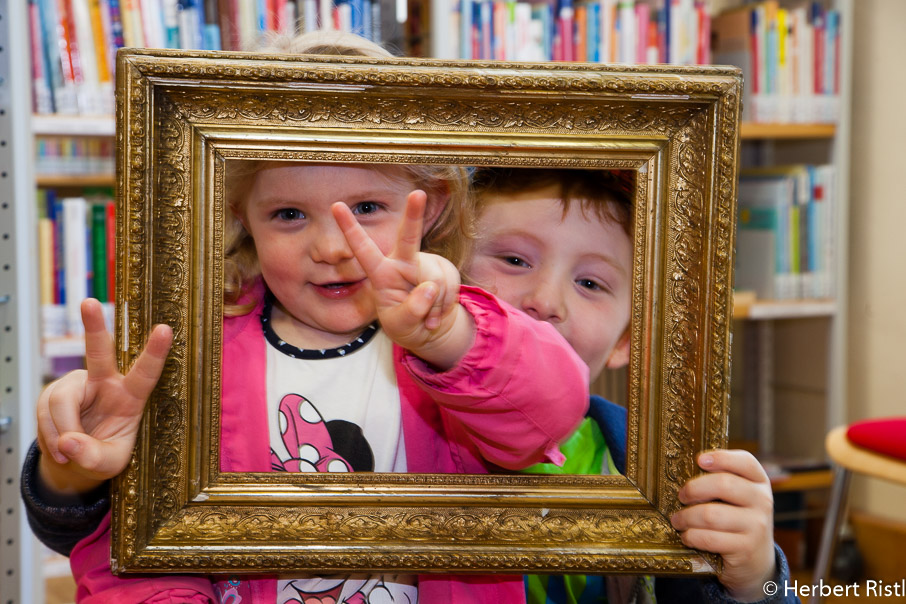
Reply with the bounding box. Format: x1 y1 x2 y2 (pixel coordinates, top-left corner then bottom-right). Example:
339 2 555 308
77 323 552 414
313 280 365 299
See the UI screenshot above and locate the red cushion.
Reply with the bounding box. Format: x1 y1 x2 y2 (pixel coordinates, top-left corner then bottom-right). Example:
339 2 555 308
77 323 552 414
847 417 906 461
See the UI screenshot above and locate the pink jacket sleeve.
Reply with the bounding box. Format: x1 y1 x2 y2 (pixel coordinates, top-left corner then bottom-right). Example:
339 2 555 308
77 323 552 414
400 285 589 470
70 513 217 604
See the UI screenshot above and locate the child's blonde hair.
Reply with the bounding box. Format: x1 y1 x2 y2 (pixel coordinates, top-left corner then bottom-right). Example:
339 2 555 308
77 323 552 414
470 167 635 236
256 29 398 57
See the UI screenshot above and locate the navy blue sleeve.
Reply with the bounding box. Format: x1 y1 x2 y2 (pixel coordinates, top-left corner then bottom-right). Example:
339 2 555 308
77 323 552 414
19 440 111 556
586 394 627 474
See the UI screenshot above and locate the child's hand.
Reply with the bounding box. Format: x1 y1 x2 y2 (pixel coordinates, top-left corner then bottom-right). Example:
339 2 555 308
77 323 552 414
331 191 474 370
36 298 173 494
670 450 777 602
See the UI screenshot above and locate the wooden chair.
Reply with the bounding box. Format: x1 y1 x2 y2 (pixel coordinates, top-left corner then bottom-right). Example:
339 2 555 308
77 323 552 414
812 418 906 600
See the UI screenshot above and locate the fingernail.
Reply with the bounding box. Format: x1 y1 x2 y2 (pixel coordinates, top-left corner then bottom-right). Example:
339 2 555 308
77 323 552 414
422 283 438 299
53 452 69 465
699 453 713 467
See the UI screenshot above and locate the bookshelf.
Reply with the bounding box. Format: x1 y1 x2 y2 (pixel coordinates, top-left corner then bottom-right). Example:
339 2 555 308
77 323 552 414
734 0 853 470
11 0 853 589
26 0 853 455
740 122 836 140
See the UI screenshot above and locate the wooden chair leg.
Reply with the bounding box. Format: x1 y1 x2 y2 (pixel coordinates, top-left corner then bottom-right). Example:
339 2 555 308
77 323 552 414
811 465 852 603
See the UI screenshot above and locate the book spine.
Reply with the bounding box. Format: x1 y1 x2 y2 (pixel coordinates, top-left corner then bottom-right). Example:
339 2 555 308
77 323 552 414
62 197 88 335
88 0 112 84
71 0 101 114
203 0 222 48
162 0 180 47
480 0 492 60
91 202 108 302
29 0 55 114
812 2 824 101
38 218 56 306
370 0 380 42
575 3 586 63
106 0 125 51
586 2 598 62
49 192 66 305
301 0 317 32
559 0 574 62
59 0 87 114
695 0 708 64
616 0 633 64
317 0 331 31
634 2 648 64
646 10 658 63
118 0 138 46
457 0 471 58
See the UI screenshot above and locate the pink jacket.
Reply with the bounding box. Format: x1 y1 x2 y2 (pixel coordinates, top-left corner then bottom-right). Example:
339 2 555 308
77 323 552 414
72 285 589 603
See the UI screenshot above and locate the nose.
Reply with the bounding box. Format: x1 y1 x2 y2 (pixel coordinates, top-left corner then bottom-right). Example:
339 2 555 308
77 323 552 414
520 275 566 324
310 219 354 264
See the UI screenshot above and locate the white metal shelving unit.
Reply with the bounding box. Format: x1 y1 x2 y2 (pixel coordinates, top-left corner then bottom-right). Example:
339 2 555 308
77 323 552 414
0 0 45 602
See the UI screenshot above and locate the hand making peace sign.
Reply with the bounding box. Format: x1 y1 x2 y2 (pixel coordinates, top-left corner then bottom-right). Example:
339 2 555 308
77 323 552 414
331 190 474 371
36 299 173 492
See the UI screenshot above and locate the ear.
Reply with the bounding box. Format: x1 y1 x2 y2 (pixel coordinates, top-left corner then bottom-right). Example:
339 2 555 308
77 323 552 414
604 325 631 369
232 205 249 232
421 185 449 235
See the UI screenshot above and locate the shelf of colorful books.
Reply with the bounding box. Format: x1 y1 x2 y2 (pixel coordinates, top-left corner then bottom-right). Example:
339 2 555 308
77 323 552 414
740 122 837 140
32 115 115 137
732 298 836 321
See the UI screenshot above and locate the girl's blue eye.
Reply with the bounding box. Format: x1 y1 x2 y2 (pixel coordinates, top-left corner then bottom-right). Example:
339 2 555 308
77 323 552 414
503 256 530 268
276 208 303 221
352 201 381 215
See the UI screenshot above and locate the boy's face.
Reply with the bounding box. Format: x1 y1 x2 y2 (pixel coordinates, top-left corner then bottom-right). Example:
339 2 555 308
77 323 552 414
241 164 438 349
466 186 633 381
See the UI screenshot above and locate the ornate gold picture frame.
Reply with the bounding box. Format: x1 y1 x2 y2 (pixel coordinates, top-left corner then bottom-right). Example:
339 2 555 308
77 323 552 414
111 48 741 576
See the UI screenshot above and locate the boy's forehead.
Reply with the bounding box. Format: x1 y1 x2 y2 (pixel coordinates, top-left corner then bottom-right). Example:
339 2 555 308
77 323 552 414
478 188 625 229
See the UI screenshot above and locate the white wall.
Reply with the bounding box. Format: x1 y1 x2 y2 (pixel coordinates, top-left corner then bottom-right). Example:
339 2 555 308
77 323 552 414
846 0 906 521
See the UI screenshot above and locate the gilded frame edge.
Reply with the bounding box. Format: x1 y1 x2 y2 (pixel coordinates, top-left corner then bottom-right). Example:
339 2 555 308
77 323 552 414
110 49 742 576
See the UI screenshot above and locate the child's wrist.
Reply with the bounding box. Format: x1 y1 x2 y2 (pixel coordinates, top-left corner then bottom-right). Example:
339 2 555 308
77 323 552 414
414 304 475 371
724 560 778 602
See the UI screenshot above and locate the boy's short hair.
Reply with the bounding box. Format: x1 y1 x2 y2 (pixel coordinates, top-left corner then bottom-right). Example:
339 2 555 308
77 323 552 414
471 167 635 236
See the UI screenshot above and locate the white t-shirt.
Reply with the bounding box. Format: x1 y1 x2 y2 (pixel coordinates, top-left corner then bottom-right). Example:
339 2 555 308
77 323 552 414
260 302 416 603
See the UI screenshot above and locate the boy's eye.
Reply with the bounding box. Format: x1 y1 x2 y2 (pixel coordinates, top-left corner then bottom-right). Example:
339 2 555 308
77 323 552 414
577 278 604 291
352 201 382 216
275 208 304 221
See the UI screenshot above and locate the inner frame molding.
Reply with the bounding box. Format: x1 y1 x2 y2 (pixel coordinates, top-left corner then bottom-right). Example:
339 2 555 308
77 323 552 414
111 48 741 575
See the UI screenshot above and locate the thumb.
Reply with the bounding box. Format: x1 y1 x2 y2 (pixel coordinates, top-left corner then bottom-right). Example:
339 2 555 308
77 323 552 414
58 432 135 480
